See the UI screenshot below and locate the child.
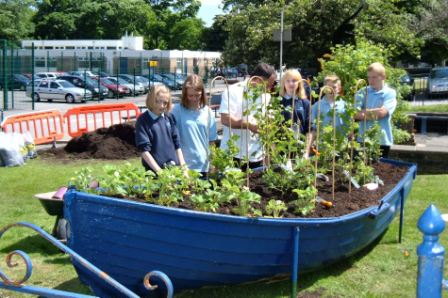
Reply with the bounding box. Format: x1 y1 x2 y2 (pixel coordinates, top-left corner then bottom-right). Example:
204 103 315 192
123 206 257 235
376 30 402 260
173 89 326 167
135 84 187 173
354 62 397 158
305 74 347 158
172 74 217 176
279 69 311 135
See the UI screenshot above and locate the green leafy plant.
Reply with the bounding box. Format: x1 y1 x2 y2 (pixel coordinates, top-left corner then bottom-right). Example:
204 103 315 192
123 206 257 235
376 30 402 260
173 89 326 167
265 199 287 218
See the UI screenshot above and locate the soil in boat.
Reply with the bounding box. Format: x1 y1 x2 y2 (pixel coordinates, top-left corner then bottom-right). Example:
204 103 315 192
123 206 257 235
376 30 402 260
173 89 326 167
39 123 409 218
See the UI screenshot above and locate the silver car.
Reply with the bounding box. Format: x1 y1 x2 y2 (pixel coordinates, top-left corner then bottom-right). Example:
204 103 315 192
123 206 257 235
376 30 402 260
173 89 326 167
428 67 448 96
26 79 92 103
106 77 145 95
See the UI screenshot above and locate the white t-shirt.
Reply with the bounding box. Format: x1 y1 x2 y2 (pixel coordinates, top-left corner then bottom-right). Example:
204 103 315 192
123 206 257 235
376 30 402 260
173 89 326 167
218 80 271 162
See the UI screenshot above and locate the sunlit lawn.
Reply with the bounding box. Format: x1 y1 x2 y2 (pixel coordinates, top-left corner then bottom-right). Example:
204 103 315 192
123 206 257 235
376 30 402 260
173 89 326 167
0 157 447 297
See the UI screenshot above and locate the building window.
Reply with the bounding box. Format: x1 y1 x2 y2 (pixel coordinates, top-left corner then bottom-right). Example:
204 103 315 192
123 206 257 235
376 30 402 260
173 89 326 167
66 46 75 49
35 58 45 67
107 46 115 50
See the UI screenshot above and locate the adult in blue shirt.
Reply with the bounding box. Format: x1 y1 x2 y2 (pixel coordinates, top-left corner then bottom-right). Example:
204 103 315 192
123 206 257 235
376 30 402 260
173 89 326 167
172 74 217 177
355 62 397 158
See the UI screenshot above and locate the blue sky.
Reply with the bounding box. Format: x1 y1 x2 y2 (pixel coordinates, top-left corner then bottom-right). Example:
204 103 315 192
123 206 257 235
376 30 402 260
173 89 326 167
198 0 224 27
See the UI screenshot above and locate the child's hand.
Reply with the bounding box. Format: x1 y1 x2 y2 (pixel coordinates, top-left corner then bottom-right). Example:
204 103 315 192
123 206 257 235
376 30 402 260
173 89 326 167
181 164 189 178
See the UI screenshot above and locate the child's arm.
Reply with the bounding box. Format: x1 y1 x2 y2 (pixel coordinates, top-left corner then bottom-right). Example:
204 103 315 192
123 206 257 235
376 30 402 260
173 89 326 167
176 148 187 169
142 151 162 173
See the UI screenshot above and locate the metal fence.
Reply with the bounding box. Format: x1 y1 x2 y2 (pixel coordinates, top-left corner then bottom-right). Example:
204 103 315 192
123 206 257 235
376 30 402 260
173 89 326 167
1 40 217 112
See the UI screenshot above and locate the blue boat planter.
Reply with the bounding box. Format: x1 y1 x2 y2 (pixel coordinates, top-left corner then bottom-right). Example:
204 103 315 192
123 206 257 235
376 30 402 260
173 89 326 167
64 159 417 296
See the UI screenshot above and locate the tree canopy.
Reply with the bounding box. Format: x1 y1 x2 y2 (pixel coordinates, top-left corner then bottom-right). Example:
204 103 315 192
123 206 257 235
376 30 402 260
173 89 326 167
0 0 35 44
0 0 447 67
219 0 447 68
31 0 204 50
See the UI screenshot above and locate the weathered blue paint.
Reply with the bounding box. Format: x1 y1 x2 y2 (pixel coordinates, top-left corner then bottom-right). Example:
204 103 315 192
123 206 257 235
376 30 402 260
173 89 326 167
417 204 446 298
291 227 300 298
0 222 173 298
64 159 416 296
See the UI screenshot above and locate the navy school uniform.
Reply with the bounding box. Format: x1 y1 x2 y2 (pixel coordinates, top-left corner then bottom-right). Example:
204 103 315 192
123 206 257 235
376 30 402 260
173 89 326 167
135 110 180 171
280 95 311 134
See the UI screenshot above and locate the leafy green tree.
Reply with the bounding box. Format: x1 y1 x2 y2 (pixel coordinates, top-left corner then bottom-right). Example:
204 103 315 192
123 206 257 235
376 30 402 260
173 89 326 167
220 0 426 68
202 16 228 51
33 0 157 41
414 0 448 65
0 0 35 43
168 18 204 49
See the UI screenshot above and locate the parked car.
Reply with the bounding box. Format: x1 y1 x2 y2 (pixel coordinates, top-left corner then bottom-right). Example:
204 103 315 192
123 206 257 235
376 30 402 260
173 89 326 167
98 71 110 77
150 74 179 90
427 67 448 96
161 73 184 87
118 74 148 93
0 74 30 90
400 72 415 101
106 77 144 95
58 75 109 99
68 70 98 79
35 72 59 79
26 79 92 103
99 77 131 97
136 75 163 90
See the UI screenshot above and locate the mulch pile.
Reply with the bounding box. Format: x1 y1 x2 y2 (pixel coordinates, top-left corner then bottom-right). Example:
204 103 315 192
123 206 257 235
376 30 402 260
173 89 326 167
39 123 140 160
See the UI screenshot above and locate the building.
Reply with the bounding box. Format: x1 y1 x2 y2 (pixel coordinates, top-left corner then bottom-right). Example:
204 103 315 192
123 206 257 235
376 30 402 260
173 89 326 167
16 35 221 77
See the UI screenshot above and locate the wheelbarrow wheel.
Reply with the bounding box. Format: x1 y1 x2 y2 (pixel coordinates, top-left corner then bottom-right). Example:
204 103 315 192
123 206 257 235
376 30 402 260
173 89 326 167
55 218 68 241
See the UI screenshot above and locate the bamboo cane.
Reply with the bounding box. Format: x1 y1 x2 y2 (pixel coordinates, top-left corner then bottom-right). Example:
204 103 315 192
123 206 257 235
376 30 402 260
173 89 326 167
208 76 230 169
314 86 332 196
350 79 367 194
330 87 337 201
245 76 266 188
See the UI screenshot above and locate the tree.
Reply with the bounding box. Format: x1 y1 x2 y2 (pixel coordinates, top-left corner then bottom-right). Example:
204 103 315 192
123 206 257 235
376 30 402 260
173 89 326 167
202 16 228 51
0 0 35 43
145 0 204 49
33 0 157 41
168 18 204 50
220 0 425 69
413 0 448 65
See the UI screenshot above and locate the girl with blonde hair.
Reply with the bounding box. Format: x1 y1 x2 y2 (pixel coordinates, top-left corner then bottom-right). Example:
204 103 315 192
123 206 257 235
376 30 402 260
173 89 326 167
135 84 187 173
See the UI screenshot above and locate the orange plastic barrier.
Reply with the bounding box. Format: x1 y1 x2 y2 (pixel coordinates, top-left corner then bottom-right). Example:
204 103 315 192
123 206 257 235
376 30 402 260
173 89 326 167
63 103 140 138
1 109 65 145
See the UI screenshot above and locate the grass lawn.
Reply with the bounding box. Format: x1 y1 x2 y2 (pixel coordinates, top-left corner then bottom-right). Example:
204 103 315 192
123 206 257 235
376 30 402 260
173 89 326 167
405 104 448 113
0 157 447 297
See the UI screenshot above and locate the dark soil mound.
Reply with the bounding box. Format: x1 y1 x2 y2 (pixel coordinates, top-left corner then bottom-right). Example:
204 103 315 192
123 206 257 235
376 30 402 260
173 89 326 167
40 123 140 160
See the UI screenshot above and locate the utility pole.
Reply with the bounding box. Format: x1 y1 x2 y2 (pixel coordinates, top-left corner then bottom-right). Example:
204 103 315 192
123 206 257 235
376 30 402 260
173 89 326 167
279 7 284 80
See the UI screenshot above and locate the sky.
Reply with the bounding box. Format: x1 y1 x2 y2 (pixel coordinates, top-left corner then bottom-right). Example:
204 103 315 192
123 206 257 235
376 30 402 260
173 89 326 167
197 0 224 27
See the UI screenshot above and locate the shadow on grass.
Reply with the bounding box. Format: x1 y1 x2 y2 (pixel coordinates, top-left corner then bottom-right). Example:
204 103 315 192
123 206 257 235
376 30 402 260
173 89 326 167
178 230 389 298
53 277 93 296
0 234 62 256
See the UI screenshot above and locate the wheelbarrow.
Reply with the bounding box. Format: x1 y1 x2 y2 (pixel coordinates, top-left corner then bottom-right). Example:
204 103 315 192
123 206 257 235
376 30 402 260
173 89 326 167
34 187 67 241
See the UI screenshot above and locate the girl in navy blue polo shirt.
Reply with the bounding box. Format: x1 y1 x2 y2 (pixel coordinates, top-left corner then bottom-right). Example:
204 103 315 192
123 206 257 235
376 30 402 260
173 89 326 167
135 85 187 173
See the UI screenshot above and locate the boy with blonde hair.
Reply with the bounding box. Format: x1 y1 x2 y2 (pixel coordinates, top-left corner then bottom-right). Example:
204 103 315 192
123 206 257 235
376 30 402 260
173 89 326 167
354 62 397 158
305 74 347 159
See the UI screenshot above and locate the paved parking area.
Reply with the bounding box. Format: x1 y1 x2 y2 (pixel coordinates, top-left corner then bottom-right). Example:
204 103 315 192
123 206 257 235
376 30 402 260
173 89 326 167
1 80 229 119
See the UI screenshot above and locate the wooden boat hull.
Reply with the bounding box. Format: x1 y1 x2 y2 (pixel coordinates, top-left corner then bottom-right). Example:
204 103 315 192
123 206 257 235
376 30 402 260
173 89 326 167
64 159 416 296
